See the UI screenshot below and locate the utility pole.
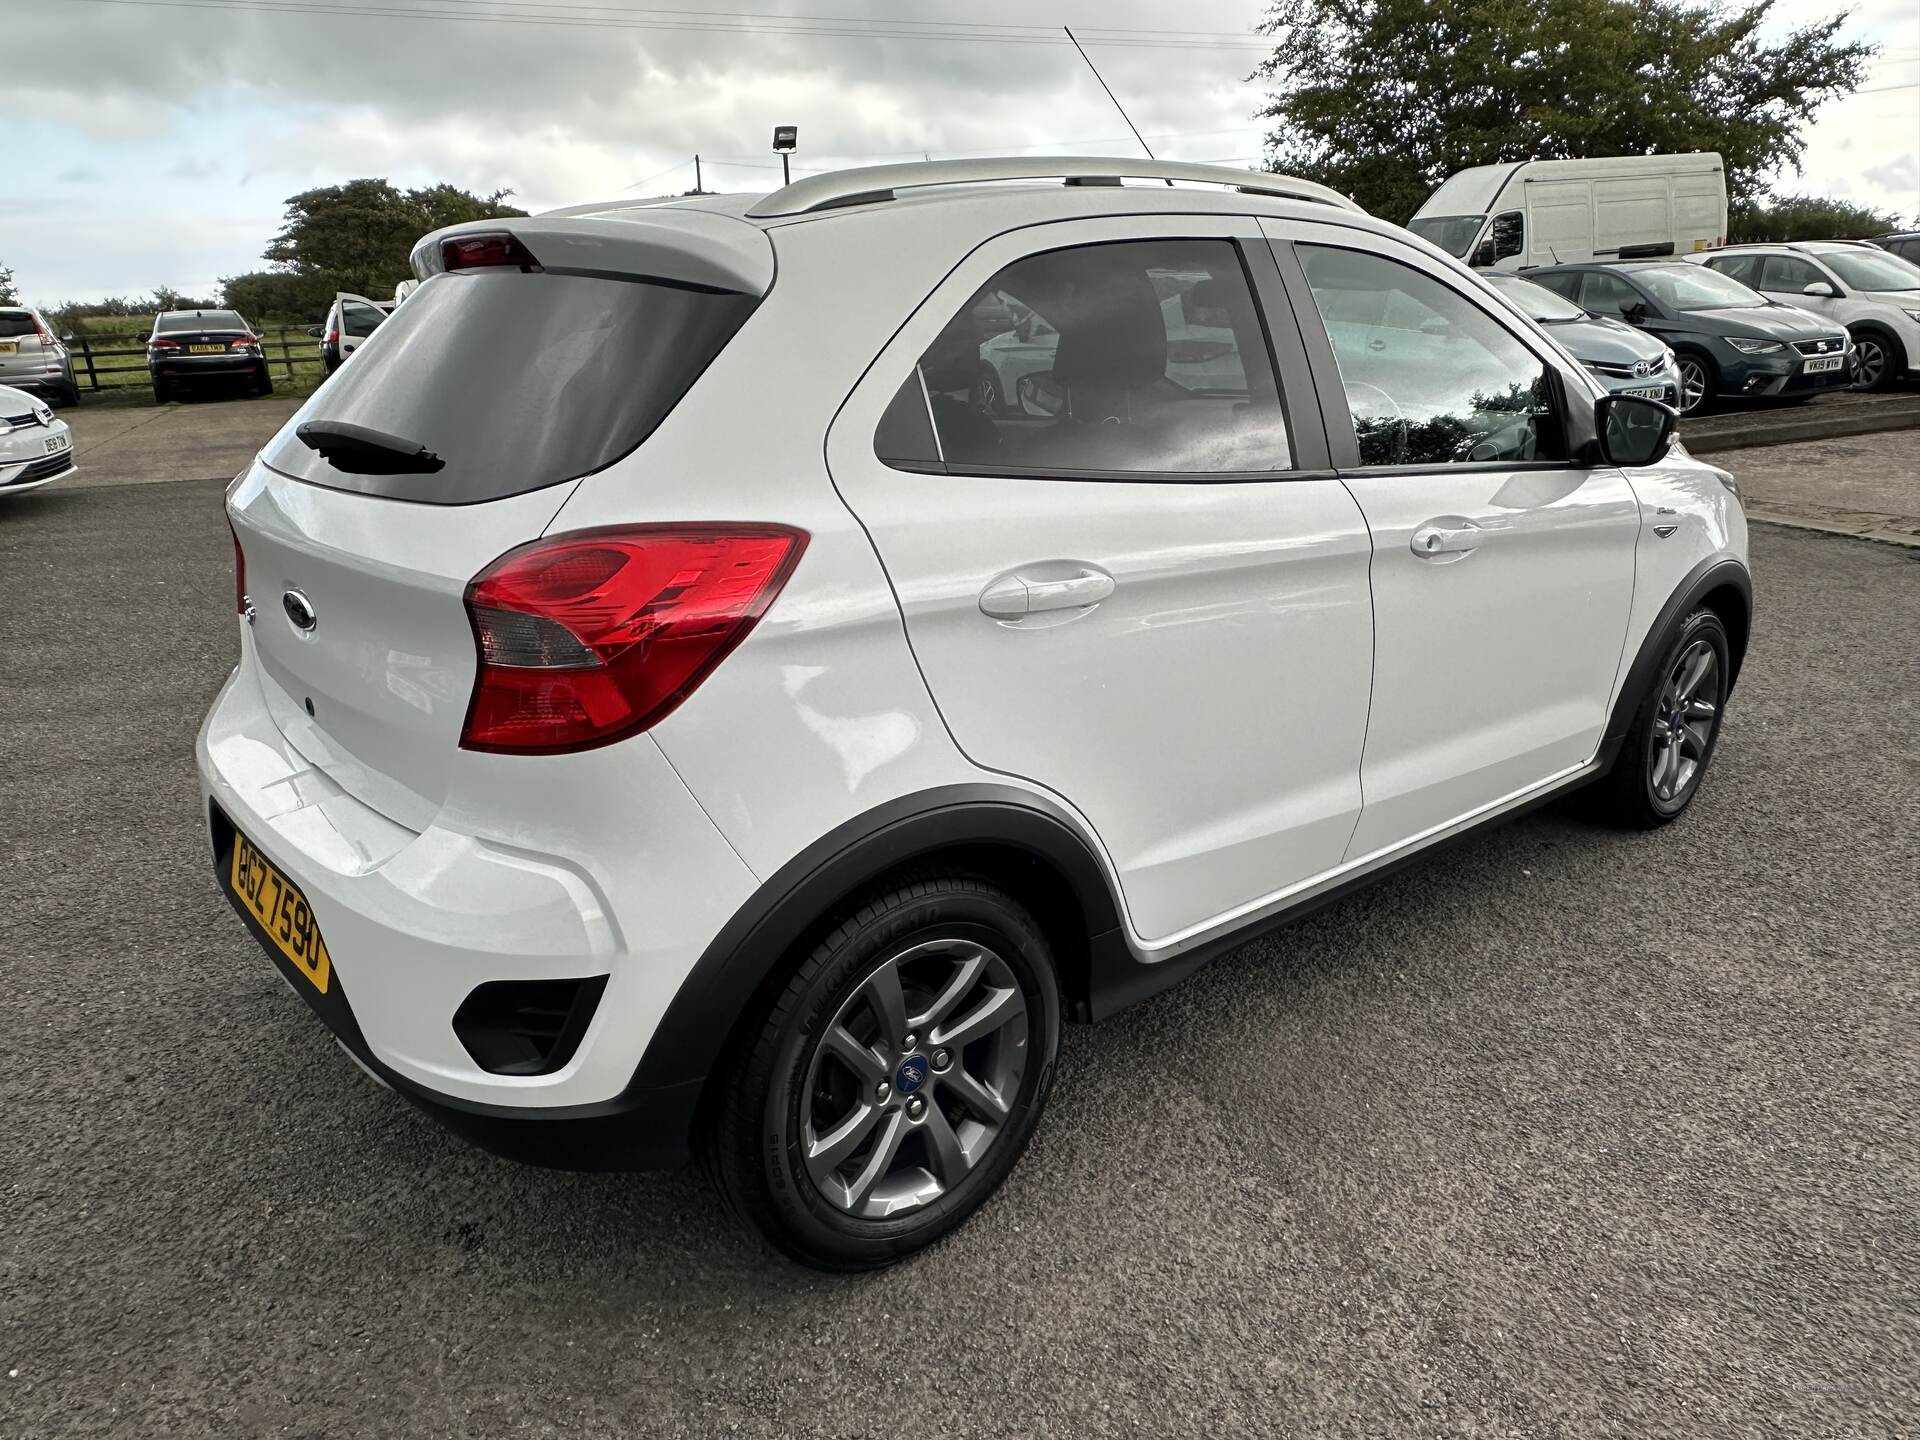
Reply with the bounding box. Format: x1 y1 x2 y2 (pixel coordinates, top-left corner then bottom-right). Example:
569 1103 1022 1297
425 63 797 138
694 153 703 193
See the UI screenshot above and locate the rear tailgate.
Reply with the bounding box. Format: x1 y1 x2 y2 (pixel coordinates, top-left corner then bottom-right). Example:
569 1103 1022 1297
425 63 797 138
234 207 773 827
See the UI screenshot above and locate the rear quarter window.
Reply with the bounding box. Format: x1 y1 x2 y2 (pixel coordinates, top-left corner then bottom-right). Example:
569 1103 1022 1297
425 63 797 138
263 269 759 504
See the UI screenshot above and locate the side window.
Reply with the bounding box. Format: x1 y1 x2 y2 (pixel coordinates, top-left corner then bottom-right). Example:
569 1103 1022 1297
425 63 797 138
1708 254 1762 286
342 301 386 338
1297 244 1565 468
1528 272 1582 302
1578 271 1647 319
1760 255 1822 292
908 238 1292 476
1473 209 1525 266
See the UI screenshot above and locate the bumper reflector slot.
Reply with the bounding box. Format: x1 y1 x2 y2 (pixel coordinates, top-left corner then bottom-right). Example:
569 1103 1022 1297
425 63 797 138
453 975 609 1076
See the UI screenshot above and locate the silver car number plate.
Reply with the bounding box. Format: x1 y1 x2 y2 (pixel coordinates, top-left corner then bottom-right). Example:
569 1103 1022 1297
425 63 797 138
1622 386 1666 400
1803 356 1844 374
45 433 70 455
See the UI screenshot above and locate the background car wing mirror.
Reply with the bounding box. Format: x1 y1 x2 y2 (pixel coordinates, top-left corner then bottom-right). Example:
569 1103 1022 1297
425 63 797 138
306 325 324 338
1596 393 1677 468
1622 301 1650 325
1016 370 1067 418
1181 278 1233 328
60 332 75 343
1802 281 1836 298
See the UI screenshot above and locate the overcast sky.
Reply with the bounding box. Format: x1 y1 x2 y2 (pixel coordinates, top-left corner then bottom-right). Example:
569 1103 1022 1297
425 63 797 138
7 0 1917 304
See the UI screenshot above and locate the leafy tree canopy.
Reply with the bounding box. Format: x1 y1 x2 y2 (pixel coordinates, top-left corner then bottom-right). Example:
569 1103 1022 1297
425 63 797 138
1729 192 1907 242
1255 0 1877 223
0 260 17 307
260 178 527 298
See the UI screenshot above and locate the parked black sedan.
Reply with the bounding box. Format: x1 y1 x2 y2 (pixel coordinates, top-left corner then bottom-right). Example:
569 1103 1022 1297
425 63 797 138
1525 260 1851 414
147 310 273 403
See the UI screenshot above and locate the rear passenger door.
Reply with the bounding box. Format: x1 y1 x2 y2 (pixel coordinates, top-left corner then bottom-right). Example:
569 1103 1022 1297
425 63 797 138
1265 221 1639 861
827 216 1375 947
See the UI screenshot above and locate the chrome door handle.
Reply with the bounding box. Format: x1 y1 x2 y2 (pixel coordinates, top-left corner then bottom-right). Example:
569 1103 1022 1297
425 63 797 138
1410 519 1483 560
979 566 1115 620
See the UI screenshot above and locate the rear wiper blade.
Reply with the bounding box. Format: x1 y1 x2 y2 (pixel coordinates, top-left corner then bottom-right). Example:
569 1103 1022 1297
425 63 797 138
296 420 446 475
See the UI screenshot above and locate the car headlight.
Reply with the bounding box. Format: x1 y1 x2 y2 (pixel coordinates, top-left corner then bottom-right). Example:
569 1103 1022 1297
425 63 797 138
1904 309 1920 325
0 420 12 436
1660 349 1677 369
34 405 53 425
1725 337 1784 354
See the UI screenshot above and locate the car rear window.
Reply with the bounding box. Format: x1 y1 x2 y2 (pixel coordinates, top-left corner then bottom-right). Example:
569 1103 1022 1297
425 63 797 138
158 311 245 332
0 312 38 338
264 270 759 504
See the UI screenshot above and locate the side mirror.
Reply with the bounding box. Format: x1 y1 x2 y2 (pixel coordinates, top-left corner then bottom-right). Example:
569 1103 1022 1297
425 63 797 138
1801 281 1836 299
60 332 76 343
1621 302 1650 325
1016 370 1066 417
1470 239 1497 269
306 325 323 338
1596 393 1677 468
1181 278 1232 328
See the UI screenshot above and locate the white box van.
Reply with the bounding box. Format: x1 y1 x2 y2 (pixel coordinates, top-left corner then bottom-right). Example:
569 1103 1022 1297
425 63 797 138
1409 154 1727 272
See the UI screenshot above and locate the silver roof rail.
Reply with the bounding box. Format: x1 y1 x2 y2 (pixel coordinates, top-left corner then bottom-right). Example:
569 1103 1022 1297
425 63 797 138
746 156 1367 220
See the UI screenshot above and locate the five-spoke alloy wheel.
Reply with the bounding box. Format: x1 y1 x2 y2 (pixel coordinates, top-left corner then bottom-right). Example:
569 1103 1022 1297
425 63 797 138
1586 606 1731 828
707 873 1060 1270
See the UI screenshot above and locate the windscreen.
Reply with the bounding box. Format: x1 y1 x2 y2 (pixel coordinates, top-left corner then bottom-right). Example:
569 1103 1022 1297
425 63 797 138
1408 216 1485 258
0 311 37 338
263 268 759 504
1634 265 1764 311
1487 274 1587 322
1821 249 1920 292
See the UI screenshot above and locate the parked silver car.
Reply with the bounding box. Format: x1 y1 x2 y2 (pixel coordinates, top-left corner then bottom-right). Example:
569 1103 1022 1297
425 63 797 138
1477 270 1681 407
0 305 80 408
1692 241 1920 391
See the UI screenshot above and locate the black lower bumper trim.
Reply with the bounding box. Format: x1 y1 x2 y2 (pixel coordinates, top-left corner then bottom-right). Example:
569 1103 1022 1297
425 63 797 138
208 801 695 1171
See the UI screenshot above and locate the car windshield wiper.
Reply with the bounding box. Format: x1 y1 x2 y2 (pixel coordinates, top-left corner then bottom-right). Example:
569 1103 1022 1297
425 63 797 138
296 420 446 475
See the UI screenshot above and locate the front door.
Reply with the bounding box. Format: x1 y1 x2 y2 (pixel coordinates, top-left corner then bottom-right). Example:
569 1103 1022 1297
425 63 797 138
827 217 1374 946
1269 222 1641 861
335 293 387 363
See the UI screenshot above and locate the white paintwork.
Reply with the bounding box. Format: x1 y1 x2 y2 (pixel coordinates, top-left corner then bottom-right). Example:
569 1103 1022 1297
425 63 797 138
1414 154 1727 271
333 291 386 363
0 384 75 495
195 163 1750 1122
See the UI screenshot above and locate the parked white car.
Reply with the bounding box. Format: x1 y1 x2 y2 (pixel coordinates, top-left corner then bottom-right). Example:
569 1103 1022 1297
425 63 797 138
1690 241 1920 391
0 383 76 496
1411 153 1727 272
200 158 1751 1269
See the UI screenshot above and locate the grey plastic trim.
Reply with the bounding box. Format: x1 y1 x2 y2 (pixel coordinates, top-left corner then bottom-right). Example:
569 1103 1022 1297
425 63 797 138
748 157 1368 220
410 211 775 296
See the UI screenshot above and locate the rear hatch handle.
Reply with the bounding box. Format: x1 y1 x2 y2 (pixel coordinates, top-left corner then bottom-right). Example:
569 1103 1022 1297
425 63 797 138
296 420 446 476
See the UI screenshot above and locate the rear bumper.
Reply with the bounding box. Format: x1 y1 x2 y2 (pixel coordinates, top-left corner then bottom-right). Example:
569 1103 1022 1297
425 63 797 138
153 354 265 377
195 635 760 1166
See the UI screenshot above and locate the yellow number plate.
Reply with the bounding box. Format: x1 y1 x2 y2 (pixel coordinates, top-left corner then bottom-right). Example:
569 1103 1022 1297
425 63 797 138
0 341 16 353
230 831 332 993
189 343 227 354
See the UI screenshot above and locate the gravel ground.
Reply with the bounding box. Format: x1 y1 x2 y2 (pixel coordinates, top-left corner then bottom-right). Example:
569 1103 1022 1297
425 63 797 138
3 479 1916 1439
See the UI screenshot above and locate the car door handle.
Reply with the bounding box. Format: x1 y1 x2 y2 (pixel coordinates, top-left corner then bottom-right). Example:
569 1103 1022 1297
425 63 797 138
979 566 1116 620
1410 519 1483 560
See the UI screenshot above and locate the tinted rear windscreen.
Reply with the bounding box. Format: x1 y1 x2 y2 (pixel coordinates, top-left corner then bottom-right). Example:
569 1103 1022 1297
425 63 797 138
159 311 244 332
264 270 760 504
0 312 38 338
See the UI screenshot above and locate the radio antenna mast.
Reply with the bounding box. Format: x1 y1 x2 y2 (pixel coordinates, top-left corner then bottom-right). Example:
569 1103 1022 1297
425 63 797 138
1064 26 1156 160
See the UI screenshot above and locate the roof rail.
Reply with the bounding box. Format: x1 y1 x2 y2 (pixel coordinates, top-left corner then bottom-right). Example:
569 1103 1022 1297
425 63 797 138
746 156 1367 220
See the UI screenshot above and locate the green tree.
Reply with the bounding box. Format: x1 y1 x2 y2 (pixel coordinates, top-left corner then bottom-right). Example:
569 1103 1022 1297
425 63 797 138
219 269 343 326
260 178 526 298
1729 192 1906 242
0 260 18 306
1254 0 1877 224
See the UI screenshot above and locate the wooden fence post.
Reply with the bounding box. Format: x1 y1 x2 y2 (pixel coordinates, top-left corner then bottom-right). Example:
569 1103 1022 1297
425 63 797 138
77 334 99 393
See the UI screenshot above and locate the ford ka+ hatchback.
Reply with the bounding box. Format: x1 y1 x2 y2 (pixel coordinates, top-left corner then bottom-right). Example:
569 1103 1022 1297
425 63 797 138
199 158 1752 1270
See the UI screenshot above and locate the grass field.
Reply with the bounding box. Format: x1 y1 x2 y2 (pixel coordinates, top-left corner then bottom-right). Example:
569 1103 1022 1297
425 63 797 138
68 322 327 405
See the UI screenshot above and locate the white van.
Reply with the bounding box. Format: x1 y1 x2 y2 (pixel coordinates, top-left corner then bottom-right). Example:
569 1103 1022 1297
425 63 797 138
1409 154 1727 272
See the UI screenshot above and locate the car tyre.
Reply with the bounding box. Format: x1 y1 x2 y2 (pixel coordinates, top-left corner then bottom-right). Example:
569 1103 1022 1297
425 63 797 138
1847 327 1901 392
706 871 1061 1271
50 378 80 408
152 377 171 404
253 366 274 397
1584 607 1731 829
1673 351 1716 415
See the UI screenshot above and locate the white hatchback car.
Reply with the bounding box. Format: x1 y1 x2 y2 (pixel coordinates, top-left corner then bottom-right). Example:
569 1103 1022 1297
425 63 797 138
0 383 77 496
199 159 1752 1269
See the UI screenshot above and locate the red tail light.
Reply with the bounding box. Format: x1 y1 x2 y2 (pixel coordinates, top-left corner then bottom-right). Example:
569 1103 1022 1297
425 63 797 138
324 328 339 347
442 232 540 272
460 525 808 754
230 521 247 614
149 338 180 351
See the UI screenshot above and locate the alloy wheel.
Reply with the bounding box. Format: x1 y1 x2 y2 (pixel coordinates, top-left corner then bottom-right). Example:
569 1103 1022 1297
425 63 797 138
1648 638 1721 806
972 370 1001 416
1675 357 1708 413
1849 336 1886 390
801 936 1029 1219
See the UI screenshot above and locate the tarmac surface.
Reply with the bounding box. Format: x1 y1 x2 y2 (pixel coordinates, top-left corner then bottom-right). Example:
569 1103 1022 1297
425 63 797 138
2 461 1917 1437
